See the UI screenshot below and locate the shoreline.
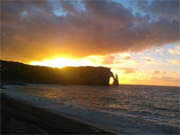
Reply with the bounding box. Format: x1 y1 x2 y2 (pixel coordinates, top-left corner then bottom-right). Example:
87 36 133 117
1 93 115 134
1 85 179 135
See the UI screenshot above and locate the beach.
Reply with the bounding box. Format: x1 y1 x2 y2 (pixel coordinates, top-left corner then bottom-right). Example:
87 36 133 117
1 93 115 134
1 84 179 135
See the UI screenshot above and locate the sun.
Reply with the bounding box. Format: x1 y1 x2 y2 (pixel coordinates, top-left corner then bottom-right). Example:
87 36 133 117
29 58 96 68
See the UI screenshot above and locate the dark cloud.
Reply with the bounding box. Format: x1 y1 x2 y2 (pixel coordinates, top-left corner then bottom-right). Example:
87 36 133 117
137 0 180 21
84 0 133 28
1 0 180 62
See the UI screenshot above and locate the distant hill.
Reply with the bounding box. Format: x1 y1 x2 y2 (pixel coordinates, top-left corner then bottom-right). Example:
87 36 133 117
0 60 114 85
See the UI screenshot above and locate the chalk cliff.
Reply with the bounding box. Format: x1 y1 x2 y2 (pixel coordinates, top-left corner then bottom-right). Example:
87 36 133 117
1 60 116 86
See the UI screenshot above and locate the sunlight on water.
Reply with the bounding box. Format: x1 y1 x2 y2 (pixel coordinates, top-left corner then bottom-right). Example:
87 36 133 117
2 84 180 134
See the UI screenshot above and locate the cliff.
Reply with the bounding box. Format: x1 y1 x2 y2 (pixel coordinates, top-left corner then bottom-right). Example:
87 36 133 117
1 60 115 86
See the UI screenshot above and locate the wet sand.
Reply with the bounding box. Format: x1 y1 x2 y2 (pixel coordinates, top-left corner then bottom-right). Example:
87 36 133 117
1 93 115 134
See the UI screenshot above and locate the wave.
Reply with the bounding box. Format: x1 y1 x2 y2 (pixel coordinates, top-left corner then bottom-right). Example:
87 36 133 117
1 85 180 135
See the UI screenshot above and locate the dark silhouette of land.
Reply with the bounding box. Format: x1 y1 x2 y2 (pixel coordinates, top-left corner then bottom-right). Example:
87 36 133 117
1 60 118 86
0 60 118 134
112 74 119 85
1 93 115 134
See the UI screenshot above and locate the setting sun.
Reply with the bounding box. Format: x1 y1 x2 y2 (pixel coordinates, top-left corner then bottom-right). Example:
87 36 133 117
1 1 180 134
30 58 96 68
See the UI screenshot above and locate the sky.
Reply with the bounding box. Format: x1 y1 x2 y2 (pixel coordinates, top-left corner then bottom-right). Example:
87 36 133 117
1 0 180 86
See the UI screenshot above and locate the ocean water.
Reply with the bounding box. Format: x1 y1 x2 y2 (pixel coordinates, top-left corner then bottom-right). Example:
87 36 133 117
1 84 180 134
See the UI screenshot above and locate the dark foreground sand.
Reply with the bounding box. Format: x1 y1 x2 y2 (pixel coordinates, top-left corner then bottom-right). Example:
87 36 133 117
1 93 115 134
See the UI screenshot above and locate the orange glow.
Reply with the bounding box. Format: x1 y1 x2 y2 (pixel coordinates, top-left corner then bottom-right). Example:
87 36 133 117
30 57 97 68
29 56 141 85
28 55 180 86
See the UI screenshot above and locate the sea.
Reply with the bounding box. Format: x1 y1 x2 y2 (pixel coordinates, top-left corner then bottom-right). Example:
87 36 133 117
1 84 180 134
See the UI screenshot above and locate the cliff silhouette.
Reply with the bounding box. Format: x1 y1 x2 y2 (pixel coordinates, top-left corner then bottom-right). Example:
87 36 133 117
1 60 118 86
112 74 119 86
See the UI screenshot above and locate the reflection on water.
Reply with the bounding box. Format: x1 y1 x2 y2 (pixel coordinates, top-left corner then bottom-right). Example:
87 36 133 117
6 84 180 127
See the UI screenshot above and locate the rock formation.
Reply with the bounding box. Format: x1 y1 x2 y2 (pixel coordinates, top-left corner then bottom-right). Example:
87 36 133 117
1 60 117 86
112 74 119 86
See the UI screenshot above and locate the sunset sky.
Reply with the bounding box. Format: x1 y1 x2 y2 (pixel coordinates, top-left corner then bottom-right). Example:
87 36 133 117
1 0 180 86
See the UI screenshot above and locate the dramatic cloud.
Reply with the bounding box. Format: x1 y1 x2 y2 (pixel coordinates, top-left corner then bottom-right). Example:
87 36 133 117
1 0 180 62
136 0 180 21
